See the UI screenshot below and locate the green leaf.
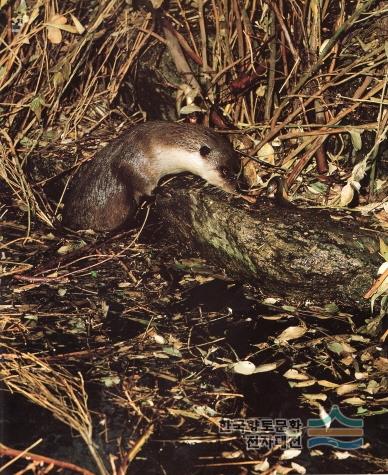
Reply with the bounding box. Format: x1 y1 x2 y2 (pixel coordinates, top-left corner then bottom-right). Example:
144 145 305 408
101 375 120 387
282 305 297 312
349 129 362 151
30 96 46 121
324 302 339 314
162 346 183 358
379 238 388 261
327 341 343 355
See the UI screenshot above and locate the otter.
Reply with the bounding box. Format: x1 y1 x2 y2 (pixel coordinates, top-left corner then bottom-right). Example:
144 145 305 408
62 121 241 231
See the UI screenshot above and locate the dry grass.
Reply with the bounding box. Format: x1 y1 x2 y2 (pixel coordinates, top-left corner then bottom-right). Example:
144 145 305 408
0 0 386 227
0 0 387 473
0 345 108 474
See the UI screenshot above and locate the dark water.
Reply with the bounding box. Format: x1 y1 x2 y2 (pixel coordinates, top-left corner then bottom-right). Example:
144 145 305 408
1 278 387 474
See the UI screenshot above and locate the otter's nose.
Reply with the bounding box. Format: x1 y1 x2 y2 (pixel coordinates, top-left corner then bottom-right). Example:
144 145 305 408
219 166 236 181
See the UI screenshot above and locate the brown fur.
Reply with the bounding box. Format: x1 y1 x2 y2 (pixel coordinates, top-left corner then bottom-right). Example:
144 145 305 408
62 121 238 231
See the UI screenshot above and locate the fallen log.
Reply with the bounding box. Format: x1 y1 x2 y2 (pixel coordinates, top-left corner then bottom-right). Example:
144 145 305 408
155 180 382 311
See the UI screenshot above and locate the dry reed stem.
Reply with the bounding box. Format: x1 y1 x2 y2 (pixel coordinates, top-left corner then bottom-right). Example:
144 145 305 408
0 345 109 474
0 440 95 475
0 0 386 228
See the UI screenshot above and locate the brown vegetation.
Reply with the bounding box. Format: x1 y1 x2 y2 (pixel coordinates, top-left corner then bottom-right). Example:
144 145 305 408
0 0 387 473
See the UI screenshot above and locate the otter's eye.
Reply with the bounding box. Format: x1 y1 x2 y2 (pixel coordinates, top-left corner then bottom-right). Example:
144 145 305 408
200 145 211 156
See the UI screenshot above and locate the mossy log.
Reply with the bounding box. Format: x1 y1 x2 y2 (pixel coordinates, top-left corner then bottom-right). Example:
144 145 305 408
155 181 381 311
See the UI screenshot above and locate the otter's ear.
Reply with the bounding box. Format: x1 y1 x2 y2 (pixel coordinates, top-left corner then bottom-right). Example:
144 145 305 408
200 145 211 156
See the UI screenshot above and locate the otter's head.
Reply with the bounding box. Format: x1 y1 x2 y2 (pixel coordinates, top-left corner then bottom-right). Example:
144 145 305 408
196 143 238 193
180 126 239 194
151 123 239 194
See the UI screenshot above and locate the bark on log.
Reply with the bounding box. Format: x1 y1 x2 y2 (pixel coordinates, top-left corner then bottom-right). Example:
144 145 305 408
155 181 382 311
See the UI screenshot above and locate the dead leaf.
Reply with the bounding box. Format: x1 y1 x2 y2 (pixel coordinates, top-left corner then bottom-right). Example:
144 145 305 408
340 355 354 366
254 459 270 472
257 142 275 165
334 451 353 460
277 326 307 343
242 157 261 187
253 362 279 373
57 241 86 254
283 369 309 380
302 393 327 402
375 210 388 229
280 448 302 460
293 380 316 388
153 334 166 345
373 357 388 371
47 14 67 44
365 380 380 395
317 380 339 388
70 13 85 34
118 282 131 288
233 360 256 375
341 396 365 405
180 104 206 115
336 383 358 396
351 158 367 180
354 372 368 380
340 182 355 207
291 462 307 474
221 450 243 459
327 340 356 355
